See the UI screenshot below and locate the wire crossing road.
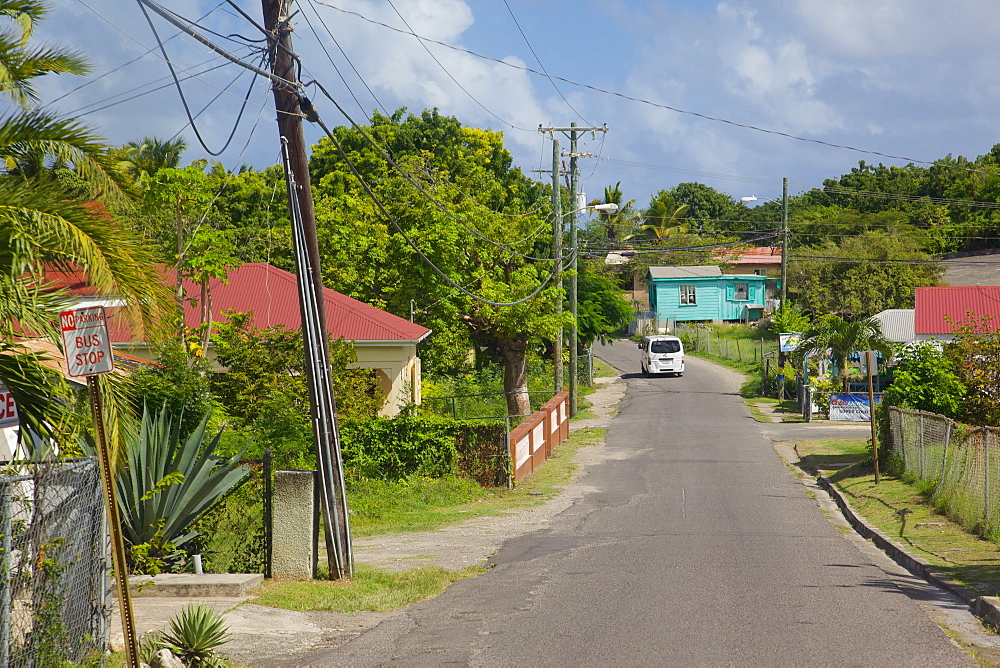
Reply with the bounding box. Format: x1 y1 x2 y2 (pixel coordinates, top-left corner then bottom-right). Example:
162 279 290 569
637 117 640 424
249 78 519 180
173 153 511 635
315 349 972 666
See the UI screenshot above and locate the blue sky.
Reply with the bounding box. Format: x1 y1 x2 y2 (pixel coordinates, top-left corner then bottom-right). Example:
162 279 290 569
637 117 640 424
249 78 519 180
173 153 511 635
37 0 1000 209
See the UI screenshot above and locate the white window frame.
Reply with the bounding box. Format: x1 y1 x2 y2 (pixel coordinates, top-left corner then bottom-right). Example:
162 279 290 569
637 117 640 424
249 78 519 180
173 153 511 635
680 284 696 305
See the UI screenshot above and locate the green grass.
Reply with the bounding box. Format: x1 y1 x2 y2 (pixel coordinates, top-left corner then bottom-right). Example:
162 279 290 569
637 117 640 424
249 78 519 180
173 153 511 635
253 563 486 613
594 358 617 378
796 439 1000 594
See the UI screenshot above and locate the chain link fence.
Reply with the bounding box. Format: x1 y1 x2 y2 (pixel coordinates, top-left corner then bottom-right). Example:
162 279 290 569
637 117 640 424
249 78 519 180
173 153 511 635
885 407 1000 538
191 453 272 576
0 458 108 667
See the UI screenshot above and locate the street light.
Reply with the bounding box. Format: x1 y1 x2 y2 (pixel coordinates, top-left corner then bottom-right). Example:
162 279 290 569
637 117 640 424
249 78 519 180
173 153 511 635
566 201 618 416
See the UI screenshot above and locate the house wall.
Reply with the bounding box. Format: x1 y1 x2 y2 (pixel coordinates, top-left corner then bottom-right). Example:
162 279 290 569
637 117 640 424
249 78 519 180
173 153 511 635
649 275 769 323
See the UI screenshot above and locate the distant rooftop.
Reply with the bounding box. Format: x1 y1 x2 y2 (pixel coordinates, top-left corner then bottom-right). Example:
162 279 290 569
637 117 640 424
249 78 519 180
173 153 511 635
647 266 722 280
914 286 1000 335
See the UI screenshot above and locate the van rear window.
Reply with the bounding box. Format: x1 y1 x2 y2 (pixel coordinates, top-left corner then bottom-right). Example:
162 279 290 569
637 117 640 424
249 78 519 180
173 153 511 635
650 340 680 353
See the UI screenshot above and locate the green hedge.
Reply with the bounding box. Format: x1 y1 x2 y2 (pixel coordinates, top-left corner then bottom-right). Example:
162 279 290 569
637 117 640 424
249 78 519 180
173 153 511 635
340 416 509 486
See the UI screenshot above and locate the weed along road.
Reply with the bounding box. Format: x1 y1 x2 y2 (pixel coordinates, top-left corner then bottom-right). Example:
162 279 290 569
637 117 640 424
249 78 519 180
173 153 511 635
314 348 972 666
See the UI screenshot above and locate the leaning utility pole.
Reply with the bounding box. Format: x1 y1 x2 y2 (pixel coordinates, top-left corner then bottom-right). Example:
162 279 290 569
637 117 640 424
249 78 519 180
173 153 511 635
539 123 609 416
263 0 352 579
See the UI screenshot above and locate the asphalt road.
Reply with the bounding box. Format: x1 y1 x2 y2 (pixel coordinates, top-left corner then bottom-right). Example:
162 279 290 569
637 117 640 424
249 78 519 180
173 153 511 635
308 349 971 666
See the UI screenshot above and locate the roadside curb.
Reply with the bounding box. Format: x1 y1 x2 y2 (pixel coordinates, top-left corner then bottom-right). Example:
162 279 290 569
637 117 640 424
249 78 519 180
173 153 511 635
804 449 1000 629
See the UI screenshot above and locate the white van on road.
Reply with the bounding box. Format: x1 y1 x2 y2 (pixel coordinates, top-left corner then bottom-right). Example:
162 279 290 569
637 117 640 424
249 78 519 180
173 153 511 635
638 335 685 377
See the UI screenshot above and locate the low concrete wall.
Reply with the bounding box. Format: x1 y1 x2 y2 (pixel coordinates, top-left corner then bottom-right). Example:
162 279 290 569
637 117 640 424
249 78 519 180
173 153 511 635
271 471 314 579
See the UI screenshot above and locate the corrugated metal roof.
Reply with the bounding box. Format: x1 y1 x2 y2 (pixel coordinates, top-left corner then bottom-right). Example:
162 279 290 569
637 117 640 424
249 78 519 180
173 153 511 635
914 286 1000 334
648 265 722 279
53 263 431 344
872 309 915 343
712 246 782 265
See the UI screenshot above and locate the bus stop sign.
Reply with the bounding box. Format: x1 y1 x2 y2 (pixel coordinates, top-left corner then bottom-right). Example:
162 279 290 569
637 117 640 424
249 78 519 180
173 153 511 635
60 306 115 377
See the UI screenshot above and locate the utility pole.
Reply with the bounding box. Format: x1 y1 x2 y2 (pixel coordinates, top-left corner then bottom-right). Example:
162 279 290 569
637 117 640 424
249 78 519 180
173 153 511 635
550 138 563 393
263 0 352 579
778 177 789 369
538 123 609 416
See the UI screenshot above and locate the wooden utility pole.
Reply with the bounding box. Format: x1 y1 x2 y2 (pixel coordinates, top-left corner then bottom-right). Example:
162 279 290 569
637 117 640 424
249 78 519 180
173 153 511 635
262 0 352 578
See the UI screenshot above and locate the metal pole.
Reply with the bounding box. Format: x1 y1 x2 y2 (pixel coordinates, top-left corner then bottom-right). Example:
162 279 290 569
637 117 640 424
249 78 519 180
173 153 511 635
867 351 880 484
569 124 580 416
0 486 10 666
780 176 788 308
550 138 563 393
265 0 352 578
87 377 139 667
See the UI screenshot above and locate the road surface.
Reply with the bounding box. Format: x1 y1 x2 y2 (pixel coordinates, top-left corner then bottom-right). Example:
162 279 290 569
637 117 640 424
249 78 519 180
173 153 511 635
307 348 972 666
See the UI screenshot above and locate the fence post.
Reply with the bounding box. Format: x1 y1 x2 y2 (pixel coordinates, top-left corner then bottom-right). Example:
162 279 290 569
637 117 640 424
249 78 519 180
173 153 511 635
987 431 992 525
0 485 9 667
919 414 925 479
264 449 273 579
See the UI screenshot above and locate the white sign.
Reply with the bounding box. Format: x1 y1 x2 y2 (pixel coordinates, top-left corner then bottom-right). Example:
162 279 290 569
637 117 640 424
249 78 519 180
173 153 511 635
829 393 881 422
0 383 18 429
60 307 115 377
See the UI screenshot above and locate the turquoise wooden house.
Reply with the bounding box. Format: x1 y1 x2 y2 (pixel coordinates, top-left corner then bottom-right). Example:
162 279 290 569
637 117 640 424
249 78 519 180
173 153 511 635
647 266 771 324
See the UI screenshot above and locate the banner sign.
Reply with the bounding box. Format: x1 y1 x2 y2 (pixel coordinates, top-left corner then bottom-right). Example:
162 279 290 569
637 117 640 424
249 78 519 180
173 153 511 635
779 332 802 353
829 393 881 422
0 383 18 429
60 306 115 377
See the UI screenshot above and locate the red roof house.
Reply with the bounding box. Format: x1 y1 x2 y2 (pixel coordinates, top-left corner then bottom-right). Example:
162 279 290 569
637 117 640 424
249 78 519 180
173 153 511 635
914 286 1000 341
49 263 431 416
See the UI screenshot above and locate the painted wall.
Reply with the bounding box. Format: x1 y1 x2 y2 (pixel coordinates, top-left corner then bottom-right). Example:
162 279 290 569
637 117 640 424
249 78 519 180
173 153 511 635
649 275 769 323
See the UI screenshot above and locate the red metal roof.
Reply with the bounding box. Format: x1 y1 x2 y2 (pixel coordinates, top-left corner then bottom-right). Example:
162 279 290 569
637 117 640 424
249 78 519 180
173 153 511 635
50 263 431 344
712 246 782 265
914 286 1000 335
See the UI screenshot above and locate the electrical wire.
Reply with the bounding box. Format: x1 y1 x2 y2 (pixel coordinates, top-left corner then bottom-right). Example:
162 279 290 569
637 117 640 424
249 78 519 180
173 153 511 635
307 80 558 261
502 0 590 126
384 0 532 133
310 112 561 307
312 0 1000 176
136 0 262 156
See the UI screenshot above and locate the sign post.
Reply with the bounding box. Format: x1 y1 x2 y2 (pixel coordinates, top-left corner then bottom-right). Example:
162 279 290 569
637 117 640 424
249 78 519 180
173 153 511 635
60 307 139 667
866 350 880 484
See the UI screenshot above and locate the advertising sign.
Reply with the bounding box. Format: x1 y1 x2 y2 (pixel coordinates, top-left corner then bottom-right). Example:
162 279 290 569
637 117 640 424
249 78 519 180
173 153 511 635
779 332 802 353
60 306 115 377
0 383 18 429
829 393 881 422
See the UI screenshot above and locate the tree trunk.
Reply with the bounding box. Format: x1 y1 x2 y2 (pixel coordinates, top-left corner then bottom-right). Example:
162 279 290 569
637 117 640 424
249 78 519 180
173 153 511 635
499 336 531 417
199 276 213 353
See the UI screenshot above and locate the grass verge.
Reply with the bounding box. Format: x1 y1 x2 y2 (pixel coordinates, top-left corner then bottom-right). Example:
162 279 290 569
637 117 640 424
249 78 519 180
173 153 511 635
256 426 606 614
253 564 486 613
795 439 1000 595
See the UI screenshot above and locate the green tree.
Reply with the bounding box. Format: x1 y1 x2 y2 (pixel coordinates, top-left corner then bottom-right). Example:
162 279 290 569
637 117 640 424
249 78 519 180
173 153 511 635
309 109 560 415
798 315 892 391
576 264 633 349
789 232 941 318
118 135 186 180
882 343 965 418
944 314 1000 426
668 182 742 232
589 182 638 242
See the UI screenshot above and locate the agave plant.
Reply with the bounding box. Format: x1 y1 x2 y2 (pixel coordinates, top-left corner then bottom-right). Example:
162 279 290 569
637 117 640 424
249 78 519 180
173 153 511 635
162 604 230 667
116 406 248 561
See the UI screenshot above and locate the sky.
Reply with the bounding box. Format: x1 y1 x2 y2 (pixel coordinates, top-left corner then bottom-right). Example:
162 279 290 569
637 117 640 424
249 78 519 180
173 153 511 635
35 0 1000 210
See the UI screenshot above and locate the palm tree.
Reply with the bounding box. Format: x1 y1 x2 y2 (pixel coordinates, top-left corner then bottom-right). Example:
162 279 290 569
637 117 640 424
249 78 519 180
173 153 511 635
798 315 891 391
591 182 637 242
120 135 187 180
0 1 168 450
638 190 690 240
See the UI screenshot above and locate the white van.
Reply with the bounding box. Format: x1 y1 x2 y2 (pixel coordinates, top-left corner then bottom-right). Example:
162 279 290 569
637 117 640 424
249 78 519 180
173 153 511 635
638 335 685 377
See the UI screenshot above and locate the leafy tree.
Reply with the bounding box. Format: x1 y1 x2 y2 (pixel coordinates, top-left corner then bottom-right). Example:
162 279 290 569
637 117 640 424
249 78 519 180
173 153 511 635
789 232 941 318
129 340 213 438
944 314 1000 426
309 109 559 416
668 182 742 232
576 264 633 349
797 315 892 391
211 311 384 466
882 343 965 418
